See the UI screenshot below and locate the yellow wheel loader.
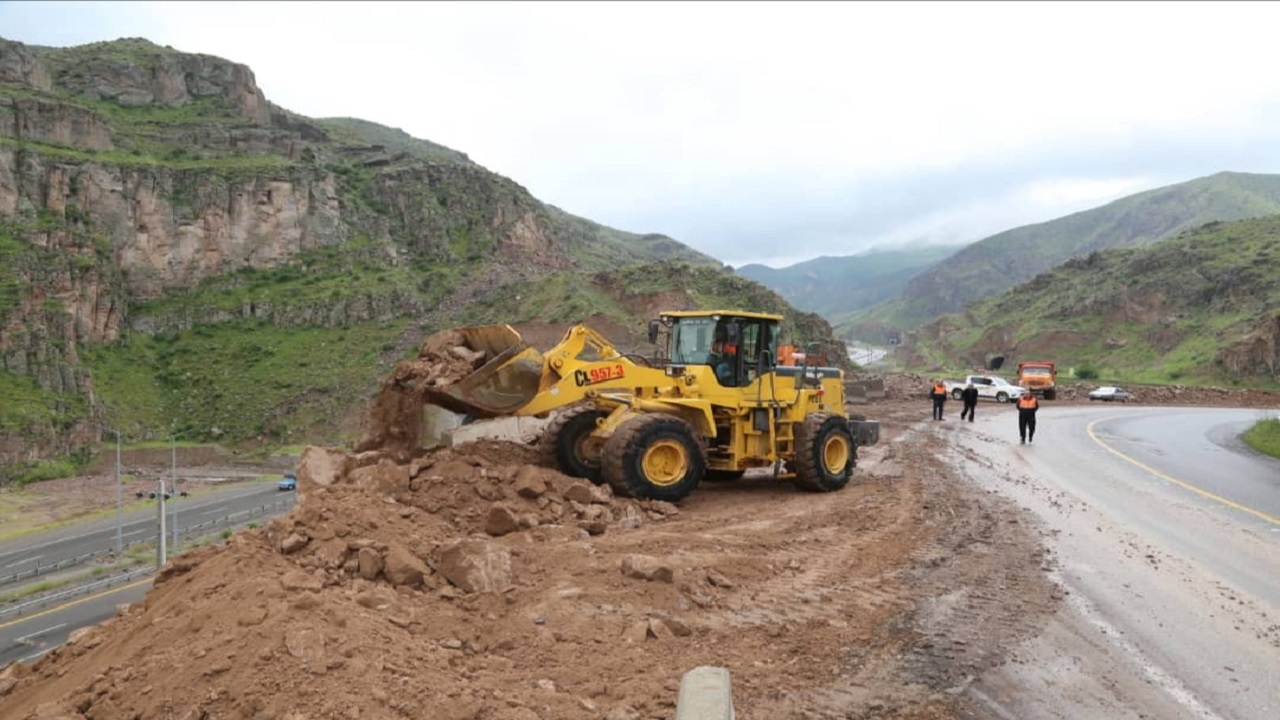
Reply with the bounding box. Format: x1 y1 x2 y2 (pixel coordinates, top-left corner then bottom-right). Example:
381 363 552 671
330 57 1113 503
423 310 880 502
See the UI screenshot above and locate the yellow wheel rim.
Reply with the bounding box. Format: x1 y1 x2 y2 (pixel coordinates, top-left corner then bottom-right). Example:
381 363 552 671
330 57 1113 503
641 439 689 487
821 434 850 474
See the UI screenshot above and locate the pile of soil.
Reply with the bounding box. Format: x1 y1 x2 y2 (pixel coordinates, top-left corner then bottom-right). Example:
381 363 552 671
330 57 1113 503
0 440 691 720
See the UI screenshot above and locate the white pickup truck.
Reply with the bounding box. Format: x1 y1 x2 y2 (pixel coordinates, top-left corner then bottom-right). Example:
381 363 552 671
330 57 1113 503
944 375 1027 403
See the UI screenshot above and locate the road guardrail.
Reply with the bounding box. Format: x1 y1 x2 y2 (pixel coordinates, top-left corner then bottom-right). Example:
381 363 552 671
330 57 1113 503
0 497 295 590
0 566 156 622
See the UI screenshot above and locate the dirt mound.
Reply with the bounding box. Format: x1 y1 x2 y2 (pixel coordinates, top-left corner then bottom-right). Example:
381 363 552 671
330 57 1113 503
0 440 690 720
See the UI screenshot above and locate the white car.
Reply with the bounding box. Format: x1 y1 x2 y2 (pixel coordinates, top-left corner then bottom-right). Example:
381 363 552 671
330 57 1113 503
1089 386 1133 402
947 375 1028 403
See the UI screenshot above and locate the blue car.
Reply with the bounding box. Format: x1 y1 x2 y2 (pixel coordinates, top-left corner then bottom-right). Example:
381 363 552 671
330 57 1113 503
278 472 297 491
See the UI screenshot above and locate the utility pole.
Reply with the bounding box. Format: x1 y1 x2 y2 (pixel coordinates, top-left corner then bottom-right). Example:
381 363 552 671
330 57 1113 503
156 478 167 569
114 429 122 558
171 436 179 551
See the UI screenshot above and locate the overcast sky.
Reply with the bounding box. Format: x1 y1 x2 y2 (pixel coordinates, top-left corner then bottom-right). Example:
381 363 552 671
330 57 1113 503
3 1 1279 267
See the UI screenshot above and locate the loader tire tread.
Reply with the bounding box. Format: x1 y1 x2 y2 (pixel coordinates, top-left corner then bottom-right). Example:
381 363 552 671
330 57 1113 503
538 404 608 483
794 413 854 493
602 414 705 502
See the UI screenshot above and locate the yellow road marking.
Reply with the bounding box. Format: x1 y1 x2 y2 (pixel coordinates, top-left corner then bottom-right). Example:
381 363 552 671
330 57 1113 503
1086 419 1280 526
0 576 153 631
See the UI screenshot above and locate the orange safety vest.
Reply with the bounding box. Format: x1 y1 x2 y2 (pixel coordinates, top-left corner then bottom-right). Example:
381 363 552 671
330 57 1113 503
1017 395 1039 410
932 383 945 395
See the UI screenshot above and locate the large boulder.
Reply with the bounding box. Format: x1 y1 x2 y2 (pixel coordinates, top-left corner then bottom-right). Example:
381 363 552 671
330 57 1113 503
296 446 352 496
437 539 513 593
383 543 429 588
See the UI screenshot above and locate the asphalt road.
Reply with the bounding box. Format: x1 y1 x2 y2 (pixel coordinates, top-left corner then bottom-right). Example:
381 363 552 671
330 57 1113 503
950 405 1280 720
0 480 294 589
0 577 151 666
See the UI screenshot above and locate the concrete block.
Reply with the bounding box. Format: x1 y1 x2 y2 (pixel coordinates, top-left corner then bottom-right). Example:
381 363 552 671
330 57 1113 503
675 665 735 720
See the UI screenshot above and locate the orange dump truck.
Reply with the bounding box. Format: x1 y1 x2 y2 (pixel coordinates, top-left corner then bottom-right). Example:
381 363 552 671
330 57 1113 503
1017 361 1057 400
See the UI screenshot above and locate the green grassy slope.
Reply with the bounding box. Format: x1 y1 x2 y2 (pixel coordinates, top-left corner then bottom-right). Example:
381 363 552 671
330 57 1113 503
857 172 1280 337
905 214 1280 386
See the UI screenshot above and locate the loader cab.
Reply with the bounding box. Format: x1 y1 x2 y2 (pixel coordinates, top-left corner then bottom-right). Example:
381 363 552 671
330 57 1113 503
661 311 780 388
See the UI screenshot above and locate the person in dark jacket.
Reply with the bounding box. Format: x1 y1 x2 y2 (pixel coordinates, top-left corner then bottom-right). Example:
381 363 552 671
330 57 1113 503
930 379 947 420
1017 393 1040 443
960 382 979 422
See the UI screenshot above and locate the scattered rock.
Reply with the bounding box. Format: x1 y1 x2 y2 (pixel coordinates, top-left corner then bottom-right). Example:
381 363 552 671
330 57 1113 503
280 533 310 555
357 547 384 581
351 458 411 495
297 446 352 493
648 618 676 640
563 482 596 504
706 569 735 589
437 539 513 593
513 467 547 498
621 620 650 644
283 627 326 670
620 555 675 583
383 543 429 588
484 503 521 536
280 570 323 592
66 627 96 646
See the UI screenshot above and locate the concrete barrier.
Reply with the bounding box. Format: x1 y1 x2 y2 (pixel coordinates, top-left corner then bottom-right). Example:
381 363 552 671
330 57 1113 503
844 382 869 404
675 666 735 720
445 414 553 447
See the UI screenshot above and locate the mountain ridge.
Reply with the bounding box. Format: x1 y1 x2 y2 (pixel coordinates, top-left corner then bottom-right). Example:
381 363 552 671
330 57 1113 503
849 171 1280 338
0 35 845 481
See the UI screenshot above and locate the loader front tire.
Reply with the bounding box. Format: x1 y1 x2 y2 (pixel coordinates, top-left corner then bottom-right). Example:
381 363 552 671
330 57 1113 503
539 405 609 483
602 414 705 502
794 413 854 493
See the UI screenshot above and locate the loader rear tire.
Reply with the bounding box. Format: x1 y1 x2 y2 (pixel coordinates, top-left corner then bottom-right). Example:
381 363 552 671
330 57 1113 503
602 414 705 502
539 405 608 483
793 413 854 493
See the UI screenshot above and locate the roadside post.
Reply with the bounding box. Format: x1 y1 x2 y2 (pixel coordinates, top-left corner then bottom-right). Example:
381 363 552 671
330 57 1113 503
171 437 179 550
156 478 167 568
113 428 122 557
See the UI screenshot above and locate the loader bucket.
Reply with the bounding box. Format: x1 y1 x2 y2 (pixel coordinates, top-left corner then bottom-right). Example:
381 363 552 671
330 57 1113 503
421 325 545 418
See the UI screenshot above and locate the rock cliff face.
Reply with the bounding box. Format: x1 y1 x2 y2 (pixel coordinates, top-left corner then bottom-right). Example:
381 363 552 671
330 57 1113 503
0 36 723 478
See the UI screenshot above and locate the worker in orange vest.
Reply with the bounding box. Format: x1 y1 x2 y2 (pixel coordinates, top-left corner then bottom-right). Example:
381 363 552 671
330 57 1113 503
930 379 947 421
1017 393 1040 443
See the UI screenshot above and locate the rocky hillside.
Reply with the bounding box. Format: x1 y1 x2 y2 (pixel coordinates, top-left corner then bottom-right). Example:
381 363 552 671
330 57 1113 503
849 171 1280 339
900 214 1280 386
0 36 839 481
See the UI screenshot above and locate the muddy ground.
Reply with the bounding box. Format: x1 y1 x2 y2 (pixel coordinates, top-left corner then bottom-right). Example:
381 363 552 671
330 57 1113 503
1 378 1277 720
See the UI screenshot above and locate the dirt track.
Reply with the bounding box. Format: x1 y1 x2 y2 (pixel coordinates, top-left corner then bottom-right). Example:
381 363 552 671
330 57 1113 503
2 377 1277 720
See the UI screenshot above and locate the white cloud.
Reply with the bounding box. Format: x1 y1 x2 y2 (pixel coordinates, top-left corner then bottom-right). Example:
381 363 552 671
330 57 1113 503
1021 177 1153 214
3 1 1280 266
